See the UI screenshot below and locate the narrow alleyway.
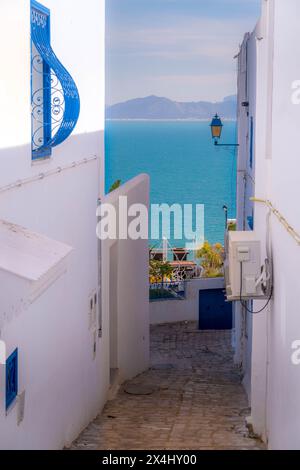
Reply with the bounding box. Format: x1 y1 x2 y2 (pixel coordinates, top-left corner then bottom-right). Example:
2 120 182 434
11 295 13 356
71 322 264 450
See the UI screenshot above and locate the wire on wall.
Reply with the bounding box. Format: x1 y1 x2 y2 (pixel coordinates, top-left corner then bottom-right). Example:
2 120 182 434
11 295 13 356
239 261 273 314
0 156 98 195
251 197 300 246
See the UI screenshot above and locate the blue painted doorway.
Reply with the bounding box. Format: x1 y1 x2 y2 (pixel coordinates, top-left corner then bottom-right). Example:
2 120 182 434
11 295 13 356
198 289 232 330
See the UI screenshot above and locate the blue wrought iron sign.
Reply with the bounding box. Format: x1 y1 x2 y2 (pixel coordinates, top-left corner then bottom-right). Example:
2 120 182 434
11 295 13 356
31 1 80 159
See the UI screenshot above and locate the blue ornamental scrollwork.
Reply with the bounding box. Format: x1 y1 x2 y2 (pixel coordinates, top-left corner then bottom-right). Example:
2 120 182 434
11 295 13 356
31 1 80 158
31 8 47 28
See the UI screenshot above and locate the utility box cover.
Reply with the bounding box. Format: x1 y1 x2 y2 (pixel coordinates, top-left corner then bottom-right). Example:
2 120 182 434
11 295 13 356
226 231 265 301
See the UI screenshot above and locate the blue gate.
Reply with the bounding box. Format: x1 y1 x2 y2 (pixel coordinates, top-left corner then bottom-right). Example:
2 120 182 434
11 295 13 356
198 289 232 330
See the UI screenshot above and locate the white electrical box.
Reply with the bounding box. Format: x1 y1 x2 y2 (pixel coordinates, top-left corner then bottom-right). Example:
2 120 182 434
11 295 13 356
225 231 269 301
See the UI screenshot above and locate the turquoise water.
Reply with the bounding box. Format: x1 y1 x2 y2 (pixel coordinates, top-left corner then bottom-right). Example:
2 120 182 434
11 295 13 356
105 120 237 247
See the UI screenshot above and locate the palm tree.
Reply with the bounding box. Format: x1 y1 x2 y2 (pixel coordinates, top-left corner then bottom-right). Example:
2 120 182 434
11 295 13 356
196 241 224 278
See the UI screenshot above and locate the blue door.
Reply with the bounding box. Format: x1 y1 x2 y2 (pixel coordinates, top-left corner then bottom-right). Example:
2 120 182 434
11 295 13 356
199 289 232 330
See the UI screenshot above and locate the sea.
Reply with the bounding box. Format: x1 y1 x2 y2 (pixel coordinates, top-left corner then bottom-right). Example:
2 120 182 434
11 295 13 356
105 120 237 251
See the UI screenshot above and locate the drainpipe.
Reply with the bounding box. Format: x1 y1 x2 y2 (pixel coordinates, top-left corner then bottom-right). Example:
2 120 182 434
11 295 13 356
97 197 102 338
242 173 247 231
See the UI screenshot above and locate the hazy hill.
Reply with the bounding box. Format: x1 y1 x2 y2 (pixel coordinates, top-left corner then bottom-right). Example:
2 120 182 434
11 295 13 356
106 95 237 120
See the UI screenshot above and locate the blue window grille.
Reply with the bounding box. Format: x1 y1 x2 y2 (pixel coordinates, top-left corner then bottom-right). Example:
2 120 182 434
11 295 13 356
249 116 254 169
31 0 80 160
6 349 18 410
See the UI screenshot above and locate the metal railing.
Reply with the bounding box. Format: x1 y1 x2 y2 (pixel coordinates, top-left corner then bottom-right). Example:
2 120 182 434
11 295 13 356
149 281 186 301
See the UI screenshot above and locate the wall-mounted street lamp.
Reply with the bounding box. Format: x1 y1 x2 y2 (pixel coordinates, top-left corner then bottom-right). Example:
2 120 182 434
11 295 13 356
210 114 239 147
223 205 228 230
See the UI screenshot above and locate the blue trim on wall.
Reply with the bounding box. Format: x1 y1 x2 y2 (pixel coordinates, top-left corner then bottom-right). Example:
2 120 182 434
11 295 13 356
247 214 254 231
249 116 254 169
6 349 18 411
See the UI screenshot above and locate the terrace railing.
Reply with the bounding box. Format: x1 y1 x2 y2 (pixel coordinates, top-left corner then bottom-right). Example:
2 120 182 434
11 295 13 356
149 281 186 302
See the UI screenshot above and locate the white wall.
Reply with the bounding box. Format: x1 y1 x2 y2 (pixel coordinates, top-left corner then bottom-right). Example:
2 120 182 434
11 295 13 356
150 278 225 325
260 0 300 449
48 0 105 137
0 1 30 148
0 0 105 149
0 0 106 449
0 0 105 192
239 0 300 449
101 175 150 382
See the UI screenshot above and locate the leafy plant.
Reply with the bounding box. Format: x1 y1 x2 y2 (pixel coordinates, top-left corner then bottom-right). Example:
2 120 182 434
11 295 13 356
149 259 173 284
227 221 237 231
149 248 173 284
196 241 224 278
108 179 121 193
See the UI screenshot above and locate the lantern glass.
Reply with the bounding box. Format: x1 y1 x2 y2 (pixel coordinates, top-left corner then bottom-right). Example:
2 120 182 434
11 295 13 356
210 114 223 140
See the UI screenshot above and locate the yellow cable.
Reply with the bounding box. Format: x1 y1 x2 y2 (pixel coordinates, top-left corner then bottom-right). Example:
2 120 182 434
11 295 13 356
250 197 300 245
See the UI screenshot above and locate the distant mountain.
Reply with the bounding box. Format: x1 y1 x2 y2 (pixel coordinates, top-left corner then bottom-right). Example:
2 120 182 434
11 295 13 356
106 95 237 120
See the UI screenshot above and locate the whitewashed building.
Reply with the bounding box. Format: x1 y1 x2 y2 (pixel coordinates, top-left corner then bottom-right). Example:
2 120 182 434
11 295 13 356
0 0 149 449
235 0 300 449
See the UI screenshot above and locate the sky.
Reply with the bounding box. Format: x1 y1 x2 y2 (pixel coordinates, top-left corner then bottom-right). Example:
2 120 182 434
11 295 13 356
106 0 262 105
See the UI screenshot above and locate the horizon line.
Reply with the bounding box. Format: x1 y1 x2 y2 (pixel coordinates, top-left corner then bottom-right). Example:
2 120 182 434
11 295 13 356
106 93 237 107
105 118 237 122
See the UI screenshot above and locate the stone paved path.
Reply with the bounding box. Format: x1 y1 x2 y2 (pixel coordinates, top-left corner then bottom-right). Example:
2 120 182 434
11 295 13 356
71 322 264 450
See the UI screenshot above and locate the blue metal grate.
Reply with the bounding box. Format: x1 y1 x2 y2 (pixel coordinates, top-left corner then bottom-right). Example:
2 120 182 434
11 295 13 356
6 349 18 410
31 0 80 159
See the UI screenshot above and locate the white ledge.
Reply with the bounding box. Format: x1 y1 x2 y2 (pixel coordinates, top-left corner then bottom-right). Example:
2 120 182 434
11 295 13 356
0 220 73 281
102 173 149 203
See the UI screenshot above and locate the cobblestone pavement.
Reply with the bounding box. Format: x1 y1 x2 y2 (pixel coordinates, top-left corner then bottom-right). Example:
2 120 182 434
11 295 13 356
71 322 264 450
